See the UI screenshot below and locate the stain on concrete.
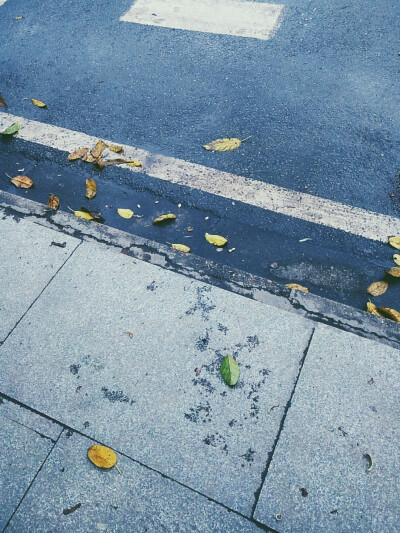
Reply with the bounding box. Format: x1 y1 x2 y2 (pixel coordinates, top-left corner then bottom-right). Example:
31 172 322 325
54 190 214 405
185 286 216 320
101 387 135 405
184 402 212 423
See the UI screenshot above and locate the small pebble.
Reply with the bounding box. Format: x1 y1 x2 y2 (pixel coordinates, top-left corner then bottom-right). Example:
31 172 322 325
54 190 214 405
228 248 236 253
205 216 209 220
187 227 193 232
178 203 182 208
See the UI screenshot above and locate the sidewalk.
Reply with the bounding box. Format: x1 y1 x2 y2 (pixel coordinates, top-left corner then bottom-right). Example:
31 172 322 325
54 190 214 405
1 196 399 533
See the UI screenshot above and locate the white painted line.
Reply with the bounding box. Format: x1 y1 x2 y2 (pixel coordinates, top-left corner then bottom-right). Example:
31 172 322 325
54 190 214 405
1 111 400 242
0 0 9 6
120 0 284 41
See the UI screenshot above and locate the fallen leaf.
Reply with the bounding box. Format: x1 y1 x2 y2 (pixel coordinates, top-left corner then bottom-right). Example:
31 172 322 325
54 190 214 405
220 355 240 386
32 98 47 108
366 280 388 296
393 254 400 266
125 159 142 167
63 503 81 516
87 444 117 469
388 237 400 250
68 147 88 161
15 15 23 20
47 194 60 210
107 144 123 153
51 241 66 248
10 175 33 188
72 210 93 221
153 213 176 224
364 453 374 472
205 233 227 246
82 153 99 163
90 140 106 160
386 267 400 278
117 208 134 219
285 283 309 293
366 302 384 317
95 158 142 168
1 122 20 135
203 136 251 152
0 92 7 107
377 306 400 322
80 207 104 223
85 179 97 200
172 243 190 253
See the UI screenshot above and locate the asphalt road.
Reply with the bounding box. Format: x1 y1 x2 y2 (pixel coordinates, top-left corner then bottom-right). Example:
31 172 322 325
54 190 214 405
1 0 399 310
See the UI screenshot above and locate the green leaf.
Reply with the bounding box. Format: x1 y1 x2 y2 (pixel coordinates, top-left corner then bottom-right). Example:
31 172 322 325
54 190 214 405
220 355 240 386
1 122 20 135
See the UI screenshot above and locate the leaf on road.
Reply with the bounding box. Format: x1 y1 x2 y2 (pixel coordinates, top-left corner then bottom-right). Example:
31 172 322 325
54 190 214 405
95 158 142 168
117 208 134 219
386 267 400 278
85 178 97 199
32 98 47 108
82 153 99 163
393 254 400 266
47 194 60 210
220 355 240 386
172 243 190 253
388 236 400 250
68 147 88 161
377 306 400 322
125 159 142 167
205 233 227 246
71 210 94 221
1 122 20 135
0 92 7 107
285 283 309 293
90 140 107 160
80 207 104 223
366 302 384 317
203 136 250 152
153 213 176 224
87 445 117 469
15 15 23 20
10 175 33 188
366 280 388 296
107 144 123 153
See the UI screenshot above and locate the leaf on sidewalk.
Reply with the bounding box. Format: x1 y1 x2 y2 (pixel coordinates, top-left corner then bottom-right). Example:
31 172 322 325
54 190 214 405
117 208 134 219
32 98 47 108
0 92 7 107
386 267 400 278
220 355 240 386
377 306 400 322
285 283 309 293
172 243 190 253
203 137 251 152
85 178 97 199
47 194 60 210
10 175 33 188
87 445 117 469
153 213 176 224
1 122 20 135
205 233 227 246
388 236 400 250
366 280 388 296
68 147 88 161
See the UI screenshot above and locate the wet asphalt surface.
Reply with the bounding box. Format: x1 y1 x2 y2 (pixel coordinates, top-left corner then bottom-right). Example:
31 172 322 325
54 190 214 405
0 0 400 311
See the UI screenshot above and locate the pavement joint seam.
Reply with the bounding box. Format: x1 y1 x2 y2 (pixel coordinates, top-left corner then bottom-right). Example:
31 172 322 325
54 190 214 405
250 327 316 520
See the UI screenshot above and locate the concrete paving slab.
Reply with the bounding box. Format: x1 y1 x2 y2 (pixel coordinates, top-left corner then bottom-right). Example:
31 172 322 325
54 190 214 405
254 324 400 532
0 412 57 530
0 215 80 342
0 240 314 516
7 430 265 533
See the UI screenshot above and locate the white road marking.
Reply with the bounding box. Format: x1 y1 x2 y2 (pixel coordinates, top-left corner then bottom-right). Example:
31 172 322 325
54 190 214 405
120 0 284 41
1 111 400 242
0 0 9 6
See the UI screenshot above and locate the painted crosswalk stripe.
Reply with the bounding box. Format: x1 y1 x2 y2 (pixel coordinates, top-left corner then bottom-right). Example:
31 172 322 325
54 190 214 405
1 111 400 242
0 0 9 6
120 0 284 41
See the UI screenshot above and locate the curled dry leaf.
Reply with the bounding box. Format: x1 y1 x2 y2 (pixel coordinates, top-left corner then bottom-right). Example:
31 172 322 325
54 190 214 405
47 194 60 210
366 302 384 317
126 160 142 167
91 140 107 160
117 208 134 219
82 153 99 163
220 355 240 386
377 306 400 322
153 213 176 224
107 144 123 153
205 233 227 246
11 175 33 188
87 445 117 469
0 92 7 107
386 267 400 278
1 122 20 135
203 136 251 152
68 147 88 161
85 178 97 200
364 453 374 472
172 243 190 253
393 254 400 266
285 283 309 293
31 99 47 108
366 280 388 296
388 236 400 250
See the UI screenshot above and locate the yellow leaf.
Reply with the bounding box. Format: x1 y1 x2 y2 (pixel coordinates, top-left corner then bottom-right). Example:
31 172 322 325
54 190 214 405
90 140 106 160
47 194 59 211
73 210 93 220
107 144 123 153
172 244 191 253
10 175 33 188
386 267 400 278
205 233 228 246
366 280 388 296
85 179 97 200
285 283 310 293
82 153 99 163
393 254 400 266
203 137 245 152
388 237 400 250
126 159 142 167
68 147 88 161
87 445 117 469
153 213 176 224
32 98 47 108
377 306 400 322
366 302 384 317
117 208 134 219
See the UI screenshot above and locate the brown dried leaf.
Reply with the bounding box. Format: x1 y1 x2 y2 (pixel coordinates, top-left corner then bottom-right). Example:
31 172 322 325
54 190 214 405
386 267 400 278
90 140 106 160
366 302 384 317
153 213 176 224
11 175 33 188
377 306 400 322
0 92 7 107
85 179 97 200
366 280 388 296
47 194 59 210
107 144 123 153
125 159 142 167
285 283 309 293
68 147 89 161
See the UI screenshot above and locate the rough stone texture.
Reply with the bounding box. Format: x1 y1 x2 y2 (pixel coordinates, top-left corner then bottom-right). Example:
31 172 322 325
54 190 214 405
0 241 314 516
0 412 57 530
254 324 400 532
0 215 80 342
7 430 264 533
